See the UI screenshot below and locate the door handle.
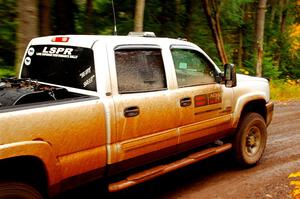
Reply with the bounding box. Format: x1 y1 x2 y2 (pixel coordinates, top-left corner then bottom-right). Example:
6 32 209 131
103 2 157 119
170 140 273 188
180 97 192 107
124 106 140 117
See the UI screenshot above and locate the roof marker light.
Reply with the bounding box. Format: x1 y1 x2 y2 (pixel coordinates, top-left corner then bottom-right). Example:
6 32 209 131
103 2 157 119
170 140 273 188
51 37 70 42
128 32 156 37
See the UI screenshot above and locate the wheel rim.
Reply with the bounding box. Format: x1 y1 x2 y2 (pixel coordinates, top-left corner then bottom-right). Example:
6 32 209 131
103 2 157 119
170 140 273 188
245 126 261 156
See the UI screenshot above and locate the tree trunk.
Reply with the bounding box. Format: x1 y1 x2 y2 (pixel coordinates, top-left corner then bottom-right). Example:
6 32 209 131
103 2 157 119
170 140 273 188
255 0 267 77
274 0 289 68
237 4 248 68
159 1 178 37
54 0 76 34
269 0 277 29
183 0 193 40
213 1 227 63
175 0 182 36
85 0 93 34
134 0 145 32
39 0 51 36
280 0 289 33
202 0 228 65
238 29 244 68
16 0 38 75
175 0 181 16
242 3 252 63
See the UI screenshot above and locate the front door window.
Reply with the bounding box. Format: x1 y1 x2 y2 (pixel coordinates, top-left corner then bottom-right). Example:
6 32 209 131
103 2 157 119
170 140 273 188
171 48 216 87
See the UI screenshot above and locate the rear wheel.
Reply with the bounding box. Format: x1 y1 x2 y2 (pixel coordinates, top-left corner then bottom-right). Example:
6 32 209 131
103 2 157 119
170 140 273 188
0 182 43 199
233 112 267 167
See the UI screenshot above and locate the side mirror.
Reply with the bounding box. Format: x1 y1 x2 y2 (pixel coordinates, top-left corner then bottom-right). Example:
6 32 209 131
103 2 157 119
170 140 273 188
224 63 237 87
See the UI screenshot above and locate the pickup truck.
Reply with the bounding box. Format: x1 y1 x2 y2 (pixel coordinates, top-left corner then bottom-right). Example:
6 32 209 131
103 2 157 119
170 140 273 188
0 33 274 199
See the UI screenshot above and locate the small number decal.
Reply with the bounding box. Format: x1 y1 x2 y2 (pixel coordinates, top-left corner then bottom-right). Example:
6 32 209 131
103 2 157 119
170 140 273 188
194 92 222 107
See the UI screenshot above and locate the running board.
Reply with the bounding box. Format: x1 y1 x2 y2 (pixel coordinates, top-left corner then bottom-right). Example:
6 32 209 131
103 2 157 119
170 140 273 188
108 143 232 192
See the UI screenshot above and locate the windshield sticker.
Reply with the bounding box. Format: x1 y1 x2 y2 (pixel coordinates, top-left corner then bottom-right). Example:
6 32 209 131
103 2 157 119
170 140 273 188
24 57 31 66
80 67 92 78
36 47 78 59
28 47 35 56
83 75 95 87
179 62 188 69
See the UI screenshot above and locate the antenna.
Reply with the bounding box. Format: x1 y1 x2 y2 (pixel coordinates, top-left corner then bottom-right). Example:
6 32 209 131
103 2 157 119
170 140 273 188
112 0 117 35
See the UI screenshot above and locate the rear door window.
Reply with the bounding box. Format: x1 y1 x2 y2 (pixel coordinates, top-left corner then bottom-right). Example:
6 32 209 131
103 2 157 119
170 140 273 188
115 49 167 93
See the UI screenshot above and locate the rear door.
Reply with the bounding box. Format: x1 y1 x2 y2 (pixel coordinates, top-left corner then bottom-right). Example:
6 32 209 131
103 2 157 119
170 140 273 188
108 45 180 167
170 46 233 150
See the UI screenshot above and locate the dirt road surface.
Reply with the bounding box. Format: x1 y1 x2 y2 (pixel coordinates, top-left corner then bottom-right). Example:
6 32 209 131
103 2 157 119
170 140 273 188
57 101 300 199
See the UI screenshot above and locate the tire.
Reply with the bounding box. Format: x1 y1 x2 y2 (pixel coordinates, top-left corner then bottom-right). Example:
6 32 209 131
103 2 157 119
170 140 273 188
233 112 267 167
0 182 43 199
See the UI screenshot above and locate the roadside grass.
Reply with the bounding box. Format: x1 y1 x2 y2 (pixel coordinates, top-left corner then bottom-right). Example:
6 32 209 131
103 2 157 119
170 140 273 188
270 80 300 101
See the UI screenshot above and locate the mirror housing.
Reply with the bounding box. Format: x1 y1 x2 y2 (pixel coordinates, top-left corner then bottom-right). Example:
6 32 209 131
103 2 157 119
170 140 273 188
224 63 237 87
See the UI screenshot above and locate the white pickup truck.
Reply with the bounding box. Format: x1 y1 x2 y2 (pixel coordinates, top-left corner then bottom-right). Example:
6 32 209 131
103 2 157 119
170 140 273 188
0 33 274 199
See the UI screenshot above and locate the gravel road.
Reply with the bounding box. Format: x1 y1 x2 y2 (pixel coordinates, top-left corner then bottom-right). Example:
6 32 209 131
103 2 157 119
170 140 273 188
57 101 300 199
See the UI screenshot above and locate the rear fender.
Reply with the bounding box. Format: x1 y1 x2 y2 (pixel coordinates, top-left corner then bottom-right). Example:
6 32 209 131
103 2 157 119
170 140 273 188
0 141 61 186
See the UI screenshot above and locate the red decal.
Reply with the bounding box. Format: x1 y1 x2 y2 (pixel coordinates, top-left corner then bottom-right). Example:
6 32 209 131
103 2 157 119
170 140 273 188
194 94 208 107
194 92 222 107
208 92 222 104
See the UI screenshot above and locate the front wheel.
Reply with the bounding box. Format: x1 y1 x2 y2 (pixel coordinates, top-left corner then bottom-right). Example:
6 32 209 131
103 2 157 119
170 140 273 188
233 112 267 167
0 182 43 199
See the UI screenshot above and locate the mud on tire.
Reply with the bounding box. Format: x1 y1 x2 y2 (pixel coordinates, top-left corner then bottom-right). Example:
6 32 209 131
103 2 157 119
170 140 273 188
233 112 267 167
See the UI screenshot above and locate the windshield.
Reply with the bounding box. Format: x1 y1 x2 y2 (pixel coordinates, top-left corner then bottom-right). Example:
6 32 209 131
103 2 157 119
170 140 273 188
21 45 97 91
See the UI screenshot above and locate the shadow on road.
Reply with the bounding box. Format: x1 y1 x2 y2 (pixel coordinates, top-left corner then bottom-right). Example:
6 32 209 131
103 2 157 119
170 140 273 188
56 152 238 199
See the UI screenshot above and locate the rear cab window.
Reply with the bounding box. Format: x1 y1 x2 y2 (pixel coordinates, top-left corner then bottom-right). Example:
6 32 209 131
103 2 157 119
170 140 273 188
21 45 97 91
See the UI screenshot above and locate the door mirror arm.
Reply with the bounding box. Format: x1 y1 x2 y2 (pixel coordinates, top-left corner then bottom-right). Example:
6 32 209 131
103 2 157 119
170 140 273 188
215 72 224 84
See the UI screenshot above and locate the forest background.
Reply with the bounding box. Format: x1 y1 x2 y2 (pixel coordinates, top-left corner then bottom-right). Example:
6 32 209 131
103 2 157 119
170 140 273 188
0 0 299 100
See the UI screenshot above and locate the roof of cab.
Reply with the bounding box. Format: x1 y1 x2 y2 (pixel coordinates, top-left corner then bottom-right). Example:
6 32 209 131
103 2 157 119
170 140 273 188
29 35 199 49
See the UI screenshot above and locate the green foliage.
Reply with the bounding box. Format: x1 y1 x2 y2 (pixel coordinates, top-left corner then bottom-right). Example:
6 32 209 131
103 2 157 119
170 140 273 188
0 0 299 83
241 58 256 76
220 0 254 26
262 54 282 79
0 0 16 67
0 67 16 78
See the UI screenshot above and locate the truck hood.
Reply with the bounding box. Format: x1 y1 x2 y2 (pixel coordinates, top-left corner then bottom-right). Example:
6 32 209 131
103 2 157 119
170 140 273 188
236 74 269 83
234 74 271 102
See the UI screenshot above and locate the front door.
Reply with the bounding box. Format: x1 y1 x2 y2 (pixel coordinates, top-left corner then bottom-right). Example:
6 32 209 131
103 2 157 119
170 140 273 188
170 47 233 150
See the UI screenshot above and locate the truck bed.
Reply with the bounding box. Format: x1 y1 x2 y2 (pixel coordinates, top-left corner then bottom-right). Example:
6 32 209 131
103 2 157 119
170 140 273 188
0 78 90 110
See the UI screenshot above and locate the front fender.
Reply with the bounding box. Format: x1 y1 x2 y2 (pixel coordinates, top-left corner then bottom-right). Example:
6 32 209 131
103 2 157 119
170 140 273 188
232 92 267 128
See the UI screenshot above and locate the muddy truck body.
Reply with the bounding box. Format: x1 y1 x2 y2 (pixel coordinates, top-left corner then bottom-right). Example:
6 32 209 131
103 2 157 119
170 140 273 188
0 34 274 199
